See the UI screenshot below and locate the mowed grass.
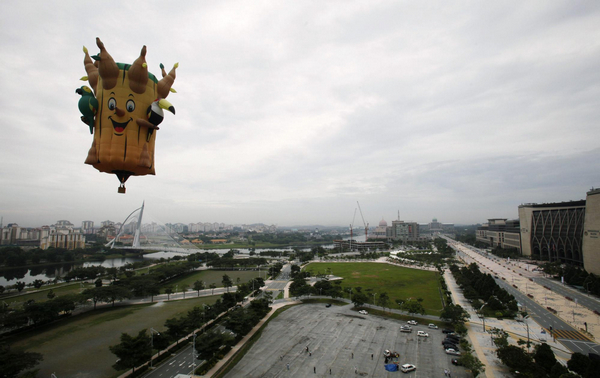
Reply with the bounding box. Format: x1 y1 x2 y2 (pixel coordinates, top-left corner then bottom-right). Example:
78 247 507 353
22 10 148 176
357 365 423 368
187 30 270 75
304 262 442 315
162 269 265 293
5 282 95 307
9 296 220 378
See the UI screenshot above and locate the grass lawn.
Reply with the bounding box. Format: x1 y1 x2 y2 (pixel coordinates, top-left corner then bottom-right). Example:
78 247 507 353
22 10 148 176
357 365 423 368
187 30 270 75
304 262 443 315
8 296 221 378
5 282 95 308
161 269 265 293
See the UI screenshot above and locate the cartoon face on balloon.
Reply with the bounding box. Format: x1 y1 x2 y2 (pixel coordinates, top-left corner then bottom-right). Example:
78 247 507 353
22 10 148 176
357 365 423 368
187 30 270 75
78 38 177 193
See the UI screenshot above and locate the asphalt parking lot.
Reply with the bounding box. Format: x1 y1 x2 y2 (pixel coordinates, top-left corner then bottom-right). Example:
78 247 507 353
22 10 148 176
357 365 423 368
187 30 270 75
224 303 469 377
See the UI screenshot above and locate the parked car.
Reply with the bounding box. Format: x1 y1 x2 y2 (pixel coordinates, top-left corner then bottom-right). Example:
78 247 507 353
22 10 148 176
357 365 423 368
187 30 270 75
407 320 418 325
417 331 429 337
442 329 454 334
428 323 438 329
446 334 461 341
359 310 368 315
400 364 416 373
445 348 461 356
400 326 412 333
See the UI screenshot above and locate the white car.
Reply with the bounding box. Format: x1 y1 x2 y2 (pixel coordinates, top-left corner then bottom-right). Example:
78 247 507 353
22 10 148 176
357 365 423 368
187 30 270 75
358 310 368 315
445 348 461 356
428 323 438 329
400 363 416 373
407 320 418 325
417 330 429 337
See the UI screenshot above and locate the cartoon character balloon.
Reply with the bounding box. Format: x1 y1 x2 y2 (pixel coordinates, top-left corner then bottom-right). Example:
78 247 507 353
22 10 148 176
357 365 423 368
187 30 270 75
77 38 177 193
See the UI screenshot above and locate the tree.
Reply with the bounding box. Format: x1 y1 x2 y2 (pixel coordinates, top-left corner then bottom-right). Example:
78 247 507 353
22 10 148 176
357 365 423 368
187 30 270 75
440 304 470 325
165 286 173 300
533 343 556 374
15 281 26 293
0 343 43 378
458 352 485 377
209 283 217 295
549 361 568 378
401 299 425 315
567 352 590 376
32 279 44 289
47 289 56 299
164 317 187 345
193 280 205 297
109 330 152 373
181 284 190 299
377 292 390 312
352 291 369 308
195 329 233 361
496 345 533 374
95 278 103 287
222 275 233 293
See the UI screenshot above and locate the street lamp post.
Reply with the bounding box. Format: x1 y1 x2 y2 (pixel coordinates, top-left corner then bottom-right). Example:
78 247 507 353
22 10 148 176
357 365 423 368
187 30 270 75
150 328 160 368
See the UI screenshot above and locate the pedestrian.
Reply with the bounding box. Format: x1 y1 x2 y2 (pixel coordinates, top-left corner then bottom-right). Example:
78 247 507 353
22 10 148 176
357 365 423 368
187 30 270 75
287 363 290 370
309 352 312 356
280 355 283 361
314 366 316 374
448 371 452 378
352 352 354 359
371 353 373 360
444 368 448 376
355 366 358 374
330 368 332 375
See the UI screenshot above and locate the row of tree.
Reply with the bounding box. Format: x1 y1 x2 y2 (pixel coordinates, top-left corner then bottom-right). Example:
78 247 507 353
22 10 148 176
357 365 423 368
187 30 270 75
492 328 597 377
450 263 518 318
109 276 268 374
0 245 117 267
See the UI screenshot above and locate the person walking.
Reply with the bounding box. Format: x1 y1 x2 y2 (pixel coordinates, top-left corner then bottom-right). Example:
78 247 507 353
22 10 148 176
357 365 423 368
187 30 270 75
287 363 290 370
444 368 448 376
314 366 316 373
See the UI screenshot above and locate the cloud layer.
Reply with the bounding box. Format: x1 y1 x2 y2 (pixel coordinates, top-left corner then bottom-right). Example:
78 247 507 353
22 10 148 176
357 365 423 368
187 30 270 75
1 1 599 227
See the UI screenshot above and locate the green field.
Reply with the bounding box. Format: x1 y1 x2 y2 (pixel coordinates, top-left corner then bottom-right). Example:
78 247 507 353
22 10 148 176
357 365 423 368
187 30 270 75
161 269 266 293
4 282 95 308
9 296 220 378
304 262 443 315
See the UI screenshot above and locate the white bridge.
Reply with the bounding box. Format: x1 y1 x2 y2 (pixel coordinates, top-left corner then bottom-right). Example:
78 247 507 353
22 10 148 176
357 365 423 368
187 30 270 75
105 202 212 254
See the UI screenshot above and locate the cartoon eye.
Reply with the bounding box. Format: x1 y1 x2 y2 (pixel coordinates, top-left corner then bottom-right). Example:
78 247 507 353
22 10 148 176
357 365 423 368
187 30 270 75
126 99 135 112
108 98 116 111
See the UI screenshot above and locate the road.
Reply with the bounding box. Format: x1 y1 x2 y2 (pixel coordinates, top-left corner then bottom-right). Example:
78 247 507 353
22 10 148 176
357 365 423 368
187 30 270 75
449 239 600 355
142 265 293 377
144 343 198 378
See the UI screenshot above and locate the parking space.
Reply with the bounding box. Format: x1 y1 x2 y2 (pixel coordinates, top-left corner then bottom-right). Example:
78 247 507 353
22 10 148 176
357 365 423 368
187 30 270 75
224 304 469 377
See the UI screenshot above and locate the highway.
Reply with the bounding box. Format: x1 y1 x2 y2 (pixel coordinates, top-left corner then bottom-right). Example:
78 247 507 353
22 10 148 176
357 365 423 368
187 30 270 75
450 240 600 355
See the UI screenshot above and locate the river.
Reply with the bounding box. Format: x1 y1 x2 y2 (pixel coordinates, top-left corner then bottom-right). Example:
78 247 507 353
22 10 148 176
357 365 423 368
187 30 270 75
0 234 365 286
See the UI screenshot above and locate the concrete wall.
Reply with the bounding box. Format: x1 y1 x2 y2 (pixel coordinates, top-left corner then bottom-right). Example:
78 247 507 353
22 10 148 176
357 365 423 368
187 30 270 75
583 189 600 275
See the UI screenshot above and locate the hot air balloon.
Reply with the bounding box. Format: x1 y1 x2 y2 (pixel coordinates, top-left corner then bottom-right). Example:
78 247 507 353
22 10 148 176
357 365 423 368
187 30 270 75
78 38 178 193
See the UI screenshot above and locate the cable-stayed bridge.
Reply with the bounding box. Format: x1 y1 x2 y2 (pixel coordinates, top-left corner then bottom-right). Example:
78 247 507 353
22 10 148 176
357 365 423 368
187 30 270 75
105 202 205 254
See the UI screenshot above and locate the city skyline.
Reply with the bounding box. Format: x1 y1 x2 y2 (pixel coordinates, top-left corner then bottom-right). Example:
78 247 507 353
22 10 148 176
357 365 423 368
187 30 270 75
1 2 599 228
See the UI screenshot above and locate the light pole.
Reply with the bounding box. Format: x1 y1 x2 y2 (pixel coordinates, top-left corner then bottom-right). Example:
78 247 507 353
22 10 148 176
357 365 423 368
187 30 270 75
373 293 377 308
150 328 160 368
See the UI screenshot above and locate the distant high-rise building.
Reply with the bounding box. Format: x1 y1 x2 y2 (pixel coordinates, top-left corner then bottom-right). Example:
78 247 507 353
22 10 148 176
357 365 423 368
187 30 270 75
82 220 94 234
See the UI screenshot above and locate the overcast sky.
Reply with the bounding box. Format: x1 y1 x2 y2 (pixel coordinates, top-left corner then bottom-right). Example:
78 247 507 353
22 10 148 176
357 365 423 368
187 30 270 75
1 1 599 228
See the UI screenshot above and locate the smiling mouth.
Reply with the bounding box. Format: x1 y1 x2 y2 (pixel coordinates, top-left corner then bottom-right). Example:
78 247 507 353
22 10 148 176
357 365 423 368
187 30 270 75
109 117 132 135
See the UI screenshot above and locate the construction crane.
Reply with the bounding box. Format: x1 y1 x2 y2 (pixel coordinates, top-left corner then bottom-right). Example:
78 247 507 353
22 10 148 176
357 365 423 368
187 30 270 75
350 208 357 251
357 201 369 241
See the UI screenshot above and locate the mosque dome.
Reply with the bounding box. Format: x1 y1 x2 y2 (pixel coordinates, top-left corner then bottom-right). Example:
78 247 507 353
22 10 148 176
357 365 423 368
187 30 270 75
379 218 387 227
